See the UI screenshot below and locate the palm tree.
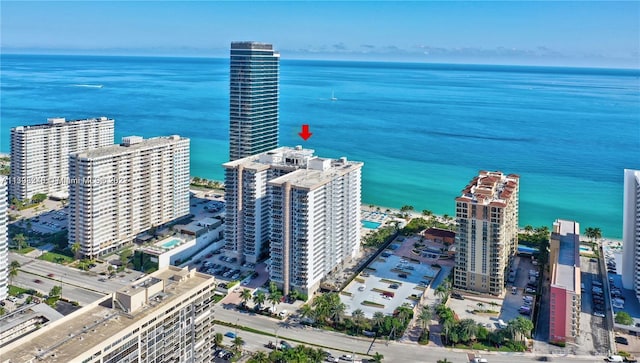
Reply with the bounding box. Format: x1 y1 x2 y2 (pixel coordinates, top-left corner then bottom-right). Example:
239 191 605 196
240 288 252 307
9 260 20 284
248 351 270 363
352 308 365 328
299 303 313 319
232 336 244 353
524 225 534 234
457 318 479 342
13 233 26 250
372 311 385 332
509 316 534 341
437 359 452 363
476 302 484 312
214 332 223 348
269 290 283 312
422 209 433 218
328 300 346 327
253 290 266 310
371 352 384 363
417 306 432 331
308 348 325 363
71 241 81 259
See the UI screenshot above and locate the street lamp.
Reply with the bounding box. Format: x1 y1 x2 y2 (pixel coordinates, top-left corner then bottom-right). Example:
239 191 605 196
274 327 280 351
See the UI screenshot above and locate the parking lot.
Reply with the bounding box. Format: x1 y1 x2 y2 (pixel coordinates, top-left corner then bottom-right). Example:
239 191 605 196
340 243 441 318
576 254 611 355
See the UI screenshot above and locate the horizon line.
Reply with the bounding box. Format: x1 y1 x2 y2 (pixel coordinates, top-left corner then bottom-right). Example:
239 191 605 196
3 52 639 72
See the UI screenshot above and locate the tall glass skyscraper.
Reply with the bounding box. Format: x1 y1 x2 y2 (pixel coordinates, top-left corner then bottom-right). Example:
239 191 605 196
229 41 280 161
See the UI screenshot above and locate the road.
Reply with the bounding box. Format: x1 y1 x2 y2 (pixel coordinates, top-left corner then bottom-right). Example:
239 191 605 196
11 252 145 294
12 271 104 305
215 305 608 363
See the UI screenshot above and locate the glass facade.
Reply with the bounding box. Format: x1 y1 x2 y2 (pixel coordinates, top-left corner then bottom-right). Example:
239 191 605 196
229 41 280 161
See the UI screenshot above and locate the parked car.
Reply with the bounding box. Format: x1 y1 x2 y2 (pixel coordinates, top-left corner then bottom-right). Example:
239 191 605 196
594 311 605 318
451 292 464 300
224 332 236 339
615 336 629 345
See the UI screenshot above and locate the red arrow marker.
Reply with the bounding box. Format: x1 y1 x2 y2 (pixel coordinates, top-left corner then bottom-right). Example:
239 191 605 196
298 124 312 141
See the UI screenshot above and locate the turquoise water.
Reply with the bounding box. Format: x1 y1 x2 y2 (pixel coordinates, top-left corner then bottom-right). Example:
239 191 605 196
362 220 382 229
518 246 539 254
580 246 590 252
161 239 181 249
1 54 638 238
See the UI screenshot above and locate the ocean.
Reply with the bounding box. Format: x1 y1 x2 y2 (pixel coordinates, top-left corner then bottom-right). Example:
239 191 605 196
1 54 638 238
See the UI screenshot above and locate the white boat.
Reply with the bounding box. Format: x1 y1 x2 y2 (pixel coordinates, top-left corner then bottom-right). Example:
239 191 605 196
330 90 338 101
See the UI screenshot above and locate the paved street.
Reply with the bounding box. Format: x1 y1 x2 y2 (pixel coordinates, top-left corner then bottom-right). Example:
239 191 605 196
215 302 607 363
11 252 145 294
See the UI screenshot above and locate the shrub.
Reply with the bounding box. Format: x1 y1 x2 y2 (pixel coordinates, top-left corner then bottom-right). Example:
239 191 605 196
418 330 430 344
615 311 634 325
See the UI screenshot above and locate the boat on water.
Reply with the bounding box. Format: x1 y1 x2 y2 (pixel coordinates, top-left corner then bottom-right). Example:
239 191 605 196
74 84 104 88
330 90 338 101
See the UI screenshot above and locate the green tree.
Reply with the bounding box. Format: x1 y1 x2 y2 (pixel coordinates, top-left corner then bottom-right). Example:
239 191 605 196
9 260 20 284
457 318 479 342
248 351 269 363
120 249 132 266
240 288 252 307
13 233 26 250
352 308 365 330
437 359 452 363
253 290 266 310
616 311 634 325
372 311 385 332
269 290 283 311
214 332 223 348
232 336 244 353
422 209 433 218
417 306 432 331
507 316 534 341
31 193 47 204
269 281 279 294
371 352 384 363
524 225 534 234
71 241 81 259
49 285 62 298
192 176 201 184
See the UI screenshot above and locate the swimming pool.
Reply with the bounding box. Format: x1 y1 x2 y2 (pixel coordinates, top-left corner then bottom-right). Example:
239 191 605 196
518 245 539 254
161 239 181 249
580 246 591 252
362 220 382 229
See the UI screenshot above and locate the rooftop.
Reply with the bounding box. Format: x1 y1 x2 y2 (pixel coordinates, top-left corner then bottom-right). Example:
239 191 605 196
231 41 275 51
552 219 581 292
2 266 214 363
223 146 315 170
456 170 519 207
71 135 187 160
11 117 113 132
268 157 363 191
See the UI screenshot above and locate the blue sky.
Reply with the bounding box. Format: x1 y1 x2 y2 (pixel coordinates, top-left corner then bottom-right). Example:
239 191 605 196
2 1 639 67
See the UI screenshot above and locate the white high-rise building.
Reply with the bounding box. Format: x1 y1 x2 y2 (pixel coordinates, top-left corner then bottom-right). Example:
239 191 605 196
68 136 190 258
0 176 8 301
622 169 640 299
268 156 363 297
9 117 114 200
223 146 316 263
2 266 216 363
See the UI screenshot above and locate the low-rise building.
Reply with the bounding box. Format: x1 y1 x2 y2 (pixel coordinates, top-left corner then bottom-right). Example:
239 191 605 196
0 266 216 363
134 219 224 271
423 227 456 245
548 219 581 344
